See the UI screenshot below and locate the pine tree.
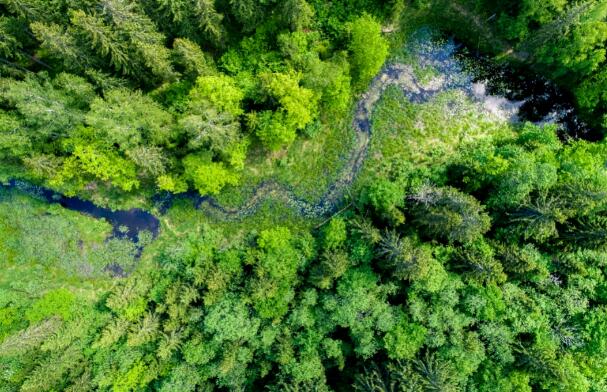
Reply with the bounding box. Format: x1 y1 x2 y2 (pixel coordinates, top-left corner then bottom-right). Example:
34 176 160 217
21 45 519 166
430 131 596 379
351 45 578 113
30 22 87 71
116 0 176 80
2 0 46 20
410 185 491 244
309 249 350 289
172 37 214 77
507 193 564 242
414 352 460 392
193 0 225 46
228 0 264 32
562 216 607 250
70 9 130 73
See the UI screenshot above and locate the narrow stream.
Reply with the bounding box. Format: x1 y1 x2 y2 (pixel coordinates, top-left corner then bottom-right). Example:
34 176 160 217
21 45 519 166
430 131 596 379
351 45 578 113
1 31 594 243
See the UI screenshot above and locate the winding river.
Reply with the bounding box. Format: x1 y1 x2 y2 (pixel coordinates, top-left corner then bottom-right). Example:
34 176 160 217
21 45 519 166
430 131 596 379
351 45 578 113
0 33 588 241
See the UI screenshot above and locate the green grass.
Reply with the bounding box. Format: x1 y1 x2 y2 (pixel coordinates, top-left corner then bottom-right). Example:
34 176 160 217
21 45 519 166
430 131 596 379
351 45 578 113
213 110 354 208
0 189 139 340
148 104 356 240
156 196 319 245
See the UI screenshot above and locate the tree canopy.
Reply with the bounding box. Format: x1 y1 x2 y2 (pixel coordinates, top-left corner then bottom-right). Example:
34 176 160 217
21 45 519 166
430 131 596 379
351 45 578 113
3 1 607 391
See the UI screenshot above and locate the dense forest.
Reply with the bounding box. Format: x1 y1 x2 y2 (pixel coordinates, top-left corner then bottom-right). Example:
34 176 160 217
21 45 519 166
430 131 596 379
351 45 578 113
3 0 607 391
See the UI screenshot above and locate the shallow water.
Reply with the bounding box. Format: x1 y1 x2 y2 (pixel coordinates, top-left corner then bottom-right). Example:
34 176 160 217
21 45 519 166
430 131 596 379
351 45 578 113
455 45 596 140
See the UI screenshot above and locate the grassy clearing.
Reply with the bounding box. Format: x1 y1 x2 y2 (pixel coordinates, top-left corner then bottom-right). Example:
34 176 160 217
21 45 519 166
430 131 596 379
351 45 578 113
213 110 354 208
0 189 140 339
156 196 319 247
150 102 355 239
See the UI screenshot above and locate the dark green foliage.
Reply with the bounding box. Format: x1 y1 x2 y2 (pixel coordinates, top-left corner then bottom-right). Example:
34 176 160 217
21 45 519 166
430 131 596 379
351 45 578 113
430 0 607 131
452 239 507 284
410 185 491 244
562 216 607 250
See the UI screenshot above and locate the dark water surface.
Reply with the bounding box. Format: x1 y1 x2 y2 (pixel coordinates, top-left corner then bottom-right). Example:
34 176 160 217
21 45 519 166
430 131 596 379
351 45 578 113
1 180 159 242
456 46 598 141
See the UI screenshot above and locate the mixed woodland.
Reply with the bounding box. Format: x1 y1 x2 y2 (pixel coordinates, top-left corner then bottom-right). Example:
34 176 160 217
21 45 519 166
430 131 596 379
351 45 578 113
3 0 607 391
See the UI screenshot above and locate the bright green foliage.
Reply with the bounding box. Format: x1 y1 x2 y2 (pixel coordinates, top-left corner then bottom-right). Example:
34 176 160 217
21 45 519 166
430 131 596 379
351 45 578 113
361 178 406 224
25 288 76 323
456 125 559 210
183 154 240 195
249 110 297 151
383 314 426 360
180 73 247 170
1 72 94 143
260 72 318 130
323 267 396 358
189 74 244 117
322 217 347 250
156 174 188 193
87 88 173 149
583 306 607 355
0 112 30 160
557 140 607 214
278 31 352 114
52 144 140 192
348 14 389 89
250 72 319 150
535 16 607 79
304 55 352 114
251 227 304 319
204 294 261 343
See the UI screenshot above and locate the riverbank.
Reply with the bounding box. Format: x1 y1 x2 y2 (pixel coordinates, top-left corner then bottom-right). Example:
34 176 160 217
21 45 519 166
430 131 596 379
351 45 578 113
1 29 589 246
